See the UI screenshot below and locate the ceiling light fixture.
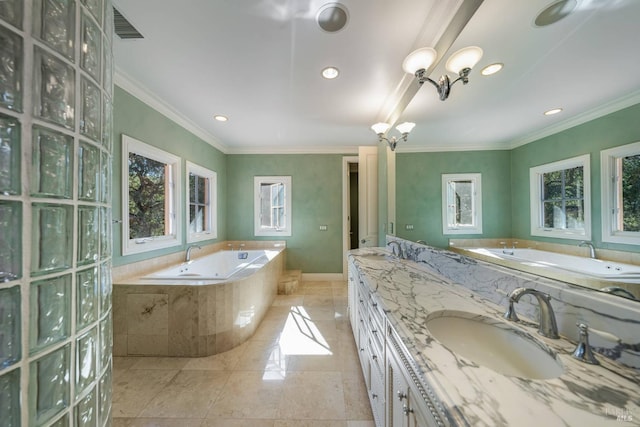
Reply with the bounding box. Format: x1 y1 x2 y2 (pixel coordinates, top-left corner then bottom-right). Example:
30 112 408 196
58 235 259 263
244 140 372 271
544 108 563 116
403 46 483 101
370 122 416 151
481 63 503 76
321 66 339 79
213 115 228 122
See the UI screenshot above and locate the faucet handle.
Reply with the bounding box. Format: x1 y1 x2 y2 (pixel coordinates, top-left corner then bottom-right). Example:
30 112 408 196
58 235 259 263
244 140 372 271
499 241 507 249
512 241 518 249
571 323 599 365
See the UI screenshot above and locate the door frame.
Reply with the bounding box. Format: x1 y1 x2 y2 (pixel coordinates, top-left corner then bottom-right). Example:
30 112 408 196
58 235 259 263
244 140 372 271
342 156 359 278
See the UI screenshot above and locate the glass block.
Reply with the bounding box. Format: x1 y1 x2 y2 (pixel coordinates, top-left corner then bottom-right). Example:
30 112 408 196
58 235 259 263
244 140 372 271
31 125 73 199
103 1 113 47
0 0 24 29
98 309 111 371
76 328 96 396
78 205 99 265
32 0 76 60
0 286 21 369
33 47 75 129
100 151 110 204
0 113 21 195
0 201 21 282
29 344 70 426
103 37 112 94
99 207 111 260
102 96 112 151
78 141 99 201
80 79 101 142
77 267 98 329
31 203 73 275
98 364 111 426
29 274 71 353
81 12 101 82
50 413 69 427
0 368 21 427
99 262 111 315
75 387 96 427
0 27 23 112
82 0 102 25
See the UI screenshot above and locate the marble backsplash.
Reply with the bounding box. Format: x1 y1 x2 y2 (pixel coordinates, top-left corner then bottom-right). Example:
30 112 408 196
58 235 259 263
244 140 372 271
386 236 640 369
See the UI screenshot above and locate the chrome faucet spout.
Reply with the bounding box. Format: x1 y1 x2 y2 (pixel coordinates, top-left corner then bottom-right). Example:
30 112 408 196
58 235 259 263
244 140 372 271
504 287 559 339
186 245 202 262
578 241 596 259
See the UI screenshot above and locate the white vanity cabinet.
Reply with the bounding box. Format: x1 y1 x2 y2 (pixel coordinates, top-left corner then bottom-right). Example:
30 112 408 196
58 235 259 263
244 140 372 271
348 260 441 427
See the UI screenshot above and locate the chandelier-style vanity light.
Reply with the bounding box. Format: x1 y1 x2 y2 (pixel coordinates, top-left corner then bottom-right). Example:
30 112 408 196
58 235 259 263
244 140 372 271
403 46 483 101
370 121 416 151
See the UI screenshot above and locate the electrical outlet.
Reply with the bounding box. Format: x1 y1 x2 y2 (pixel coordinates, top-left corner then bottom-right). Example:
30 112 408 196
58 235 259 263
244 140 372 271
319 225 328 231
405 224 414 230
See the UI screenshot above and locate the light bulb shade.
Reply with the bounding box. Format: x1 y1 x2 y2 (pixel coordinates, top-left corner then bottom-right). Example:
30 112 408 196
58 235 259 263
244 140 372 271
445 46 483 74
395 122 416 134
402 47 437 75
371 122 391 135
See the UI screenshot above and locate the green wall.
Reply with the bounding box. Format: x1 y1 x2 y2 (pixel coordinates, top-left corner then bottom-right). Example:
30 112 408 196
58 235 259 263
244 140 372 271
511 103 640 253
226 154 346 273
396 150 512 248
112 86 227 266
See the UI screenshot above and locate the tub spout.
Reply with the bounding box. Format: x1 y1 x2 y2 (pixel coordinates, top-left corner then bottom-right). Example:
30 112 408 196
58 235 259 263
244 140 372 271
578 241 596 259
186 245 202 262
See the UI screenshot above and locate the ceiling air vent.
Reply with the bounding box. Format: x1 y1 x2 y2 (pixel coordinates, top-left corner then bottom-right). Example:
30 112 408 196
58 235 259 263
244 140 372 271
113 7 144 39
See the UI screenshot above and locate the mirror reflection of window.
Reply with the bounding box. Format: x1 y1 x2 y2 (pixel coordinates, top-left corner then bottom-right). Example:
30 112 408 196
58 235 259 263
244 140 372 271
442 174 482 235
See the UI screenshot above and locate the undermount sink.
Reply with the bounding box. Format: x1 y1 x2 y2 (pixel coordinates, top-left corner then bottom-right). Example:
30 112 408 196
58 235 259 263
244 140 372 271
359 254 392 262
426 311 564 379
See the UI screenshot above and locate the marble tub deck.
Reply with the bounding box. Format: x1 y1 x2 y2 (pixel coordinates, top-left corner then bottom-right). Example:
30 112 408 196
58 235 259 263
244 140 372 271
350 247 640 426
112 280 374 427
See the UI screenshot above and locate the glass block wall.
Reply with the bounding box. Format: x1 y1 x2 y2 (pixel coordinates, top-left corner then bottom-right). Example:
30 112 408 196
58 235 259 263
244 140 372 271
0 0 114 426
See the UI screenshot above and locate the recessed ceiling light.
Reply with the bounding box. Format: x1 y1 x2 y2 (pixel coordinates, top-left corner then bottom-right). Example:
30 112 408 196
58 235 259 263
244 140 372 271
544 108 563 116
213 115 228 122
321 66 339 79
534 0 577 27
316 3 349 33
481 63 503 76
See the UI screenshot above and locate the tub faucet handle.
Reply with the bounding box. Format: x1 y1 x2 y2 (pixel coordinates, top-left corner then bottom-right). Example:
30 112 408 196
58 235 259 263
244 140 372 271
500 241 507 249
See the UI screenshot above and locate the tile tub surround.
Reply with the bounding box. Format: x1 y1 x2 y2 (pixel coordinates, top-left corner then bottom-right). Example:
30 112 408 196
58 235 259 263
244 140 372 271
388 237 640 369
113 248 284 357
349 248 640 426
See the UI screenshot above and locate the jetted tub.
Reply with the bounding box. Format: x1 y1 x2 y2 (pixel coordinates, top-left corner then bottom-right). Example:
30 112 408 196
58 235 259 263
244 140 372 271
141 249 278 281
113 246 285 357
467 247 640 284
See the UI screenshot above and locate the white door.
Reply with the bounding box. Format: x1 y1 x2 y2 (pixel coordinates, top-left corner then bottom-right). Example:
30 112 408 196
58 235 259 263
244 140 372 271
358 146 378 248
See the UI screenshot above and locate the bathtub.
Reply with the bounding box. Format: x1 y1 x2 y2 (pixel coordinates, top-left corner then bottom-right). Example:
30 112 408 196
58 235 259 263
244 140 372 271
141 249 278 281
112 246 285 357
466 248 640 284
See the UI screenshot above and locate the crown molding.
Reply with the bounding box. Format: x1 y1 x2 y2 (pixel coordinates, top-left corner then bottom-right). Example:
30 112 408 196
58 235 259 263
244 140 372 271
226 145 360 155
397 142 512 153
114 66 229 153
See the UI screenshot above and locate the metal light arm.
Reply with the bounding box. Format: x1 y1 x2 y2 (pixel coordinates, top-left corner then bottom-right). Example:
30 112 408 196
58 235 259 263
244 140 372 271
376 133 409 151
415 67 472 101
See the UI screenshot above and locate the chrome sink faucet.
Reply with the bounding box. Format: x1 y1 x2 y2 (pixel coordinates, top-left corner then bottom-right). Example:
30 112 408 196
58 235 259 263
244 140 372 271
185 244 202 262
387 241 403 259
504 288 559 339
578 241 596 259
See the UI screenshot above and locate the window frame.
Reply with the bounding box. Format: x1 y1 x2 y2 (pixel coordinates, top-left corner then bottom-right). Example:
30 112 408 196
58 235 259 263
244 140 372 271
529 154 591 240
601 141 640 245
121 135 182 255
254 176 292 237
441 173 483 235
186 161 217 243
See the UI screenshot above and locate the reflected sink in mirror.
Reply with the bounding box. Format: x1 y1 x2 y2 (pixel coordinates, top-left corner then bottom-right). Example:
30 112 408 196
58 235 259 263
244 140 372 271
426 311 564 379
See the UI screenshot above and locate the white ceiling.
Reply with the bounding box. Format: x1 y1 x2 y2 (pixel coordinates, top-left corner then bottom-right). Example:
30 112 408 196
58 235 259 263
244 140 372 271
113 0 640 154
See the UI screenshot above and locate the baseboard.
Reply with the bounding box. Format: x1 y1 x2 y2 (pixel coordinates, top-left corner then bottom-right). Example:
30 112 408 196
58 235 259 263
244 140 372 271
301 273 346 282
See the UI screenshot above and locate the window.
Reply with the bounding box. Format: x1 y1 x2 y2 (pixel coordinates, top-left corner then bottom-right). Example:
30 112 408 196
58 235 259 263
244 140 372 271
442 173 482 234
254 176 292 236
530 154 590 240
122 135 181 254
601 141 640 244
186 161 217 242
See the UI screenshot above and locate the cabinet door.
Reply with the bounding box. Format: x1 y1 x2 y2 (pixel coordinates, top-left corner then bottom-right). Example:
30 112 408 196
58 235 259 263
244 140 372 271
388 355 410 427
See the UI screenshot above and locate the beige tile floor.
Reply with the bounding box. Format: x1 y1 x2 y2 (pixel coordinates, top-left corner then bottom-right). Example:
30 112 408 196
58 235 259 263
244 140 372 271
112 280 374 427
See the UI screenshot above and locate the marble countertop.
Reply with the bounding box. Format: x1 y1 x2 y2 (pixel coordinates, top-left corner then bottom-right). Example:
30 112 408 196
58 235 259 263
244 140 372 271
349 247 640 427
